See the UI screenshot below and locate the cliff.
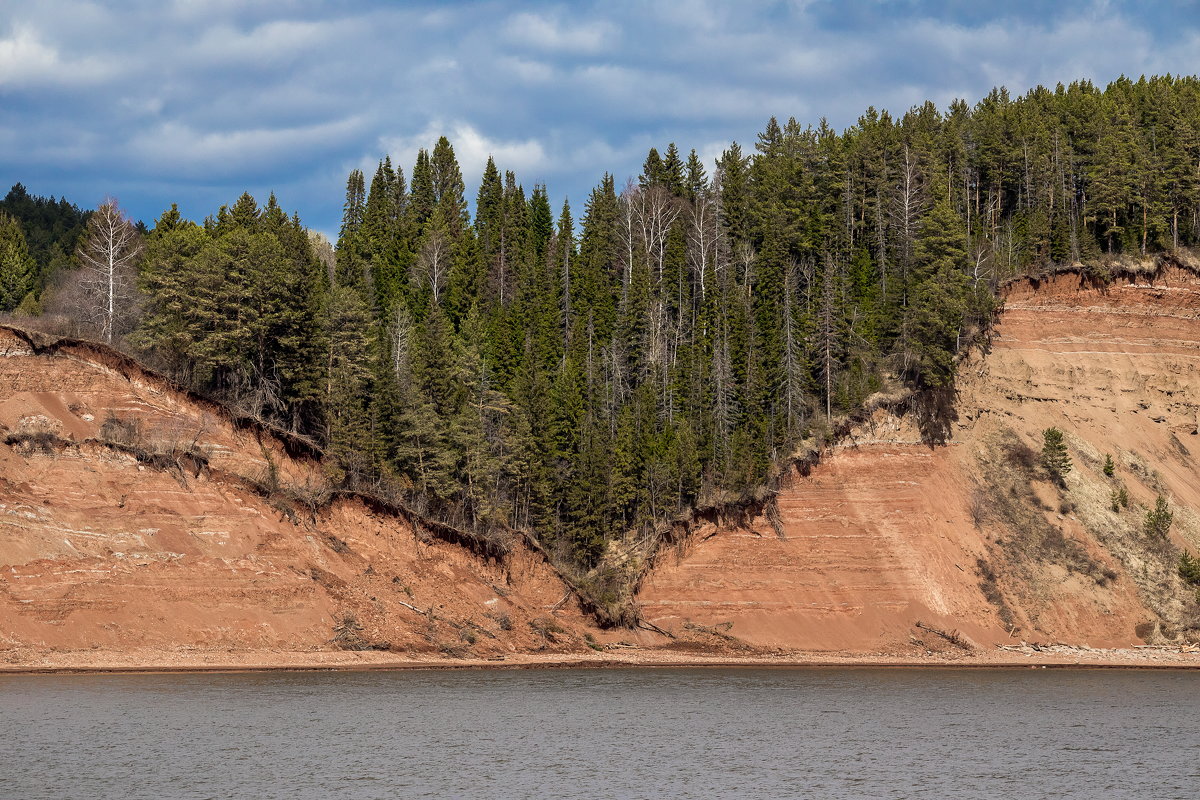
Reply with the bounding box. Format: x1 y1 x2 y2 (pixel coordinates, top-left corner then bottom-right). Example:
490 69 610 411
638 260 1200 654
0 327 595 664
3 261 1200 669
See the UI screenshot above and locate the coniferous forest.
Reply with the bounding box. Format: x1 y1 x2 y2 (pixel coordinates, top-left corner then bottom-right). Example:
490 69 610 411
4 75 1200 570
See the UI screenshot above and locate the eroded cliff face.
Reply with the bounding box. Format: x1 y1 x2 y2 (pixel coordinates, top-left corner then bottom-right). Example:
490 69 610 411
0 329 592 663
637 264 1200 653
3 264 1200 666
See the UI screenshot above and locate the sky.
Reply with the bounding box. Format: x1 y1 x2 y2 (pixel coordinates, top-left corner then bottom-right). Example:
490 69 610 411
2 0 1199 237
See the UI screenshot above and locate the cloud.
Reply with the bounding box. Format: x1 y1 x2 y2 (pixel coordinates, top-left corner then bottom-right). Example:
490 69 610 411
380 121 548 189
503 11 617 53
187 18 335 66
0 25 117 88
1 0 1198 235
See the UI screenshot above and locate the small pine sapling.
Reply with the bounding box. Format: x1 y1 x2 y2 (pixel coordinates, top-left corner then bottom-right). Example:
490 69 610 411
1179 551 1200 586
1103 454 1115 477
1144 495 1173 538
1041 427 1072 484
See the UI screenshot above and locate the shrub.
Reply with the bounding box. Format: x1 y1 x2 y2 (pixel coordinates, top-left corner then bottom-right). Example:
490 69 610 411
1103 454 1115 477
99 413 141 446
1002 438 1039 474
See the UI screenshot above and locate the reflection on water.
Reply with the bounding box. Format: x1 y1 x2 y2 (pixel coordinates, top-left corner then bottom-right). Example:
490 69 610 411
1 667 1196 799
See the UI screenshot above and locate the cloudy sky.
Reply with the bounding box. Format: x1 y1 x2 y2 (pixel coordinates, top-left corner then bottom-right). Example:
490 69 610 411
3 0 1199 235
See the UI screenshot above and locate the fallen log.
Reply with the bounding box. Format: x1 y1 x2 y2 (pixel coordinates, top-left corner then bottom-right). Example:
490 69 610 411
914 620 972 651
637 619 676 639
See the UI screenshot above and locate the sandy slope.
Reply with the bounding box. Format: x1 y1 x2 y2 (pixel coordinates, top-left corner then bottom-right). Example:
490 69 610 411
0 328 594 664
3 264 1200 670
637 265 1200 654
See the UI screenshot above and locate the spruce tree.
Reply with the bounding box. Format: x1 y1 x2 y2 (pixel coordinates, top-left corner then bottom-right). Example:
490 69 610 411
0 211 35 311
336 170 367 288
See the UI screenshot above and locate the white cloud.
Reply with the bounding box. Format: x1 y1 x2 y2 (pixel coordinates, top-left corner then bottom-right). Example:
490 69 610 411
503 11 616 53
0 25 117 88
188 18 335 65
3 0 1199 234
380 121 548 189
500 56 556 83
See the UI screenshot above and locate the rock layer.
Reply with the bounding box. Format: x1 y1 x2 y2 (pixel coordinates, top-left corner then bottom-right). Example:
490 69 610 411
638 266 1200 652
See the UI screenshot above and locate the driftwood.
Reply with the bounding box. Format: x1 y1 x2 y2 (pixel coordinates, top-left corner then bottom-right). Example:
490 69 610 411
682 620 737 640
914 620 972 650
637 619 676 639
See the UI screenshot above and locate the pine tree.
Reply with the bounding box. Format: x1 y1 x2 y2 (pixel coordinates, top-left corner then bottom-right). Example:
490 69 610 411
0 211 35 311
903 197 970 388
1179 551 1200 585
1144 494 1173 538
323 285 376 482
1041 427 1072 482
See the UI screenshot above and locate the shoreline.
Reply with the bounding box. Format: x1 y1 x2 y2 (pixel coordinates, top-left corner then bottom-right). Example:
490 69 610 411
4 647 1199 676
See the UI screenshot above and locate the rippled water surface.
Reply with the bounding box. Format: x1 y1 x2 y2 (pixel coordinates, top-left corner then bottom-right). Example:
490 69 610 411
1 667 1197 799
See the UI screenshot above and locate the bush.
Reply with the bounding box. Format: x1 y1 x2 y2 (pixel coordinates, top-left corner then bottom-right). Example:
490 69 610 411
1002 438 1039 474
1103 454 1115 477
3 430 62 455
99 413 141 446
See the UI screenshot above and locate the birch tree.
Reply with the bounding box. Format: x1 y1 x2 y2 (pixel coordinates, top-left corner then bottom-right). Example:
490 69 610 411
76 198 142 344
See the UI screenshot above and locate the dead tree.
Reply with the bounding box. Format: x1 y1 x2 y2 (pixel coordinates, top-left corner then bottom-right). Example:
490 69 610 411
76 198 142 344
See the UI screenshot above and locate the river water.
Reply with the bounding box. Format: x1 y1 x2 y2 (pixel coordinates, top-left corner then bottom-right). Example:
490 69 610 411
1 667 1196 799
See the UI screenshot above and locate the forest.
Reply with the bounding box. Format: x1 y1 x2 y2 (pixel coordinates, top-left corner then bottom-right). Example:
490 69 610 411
2 74 1199 570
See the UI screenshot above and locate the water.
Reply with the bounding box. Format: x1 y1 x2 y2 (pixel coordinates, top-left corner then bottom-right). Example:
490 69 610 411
1 667 1196 799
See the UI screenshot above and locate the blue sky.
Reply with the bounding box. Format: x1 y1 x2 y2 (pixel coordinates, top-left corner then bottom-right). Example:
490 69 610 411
2 0 1199 237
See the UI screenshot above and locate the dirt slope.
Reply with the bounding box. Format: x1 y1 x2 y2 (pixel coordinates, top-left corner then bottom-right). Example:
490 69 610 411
0 328 592 664
4 262 1200 668
637 262 1200 653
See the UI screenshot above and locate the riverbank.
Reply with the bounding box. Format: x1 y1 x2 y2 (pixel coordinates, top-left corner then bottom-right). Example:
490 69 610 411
4 644 1199 675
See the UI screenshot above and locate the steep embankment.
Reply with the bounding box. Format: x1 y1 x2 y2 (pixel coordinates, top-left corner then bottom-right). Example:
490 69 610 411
0 328 593 665
4 262 1200 670
637 260 1200 653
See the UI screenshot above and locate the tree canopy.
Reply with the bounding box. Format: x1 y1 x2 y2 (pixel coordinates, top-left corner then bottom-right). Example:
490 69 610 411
9 73 1200 569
